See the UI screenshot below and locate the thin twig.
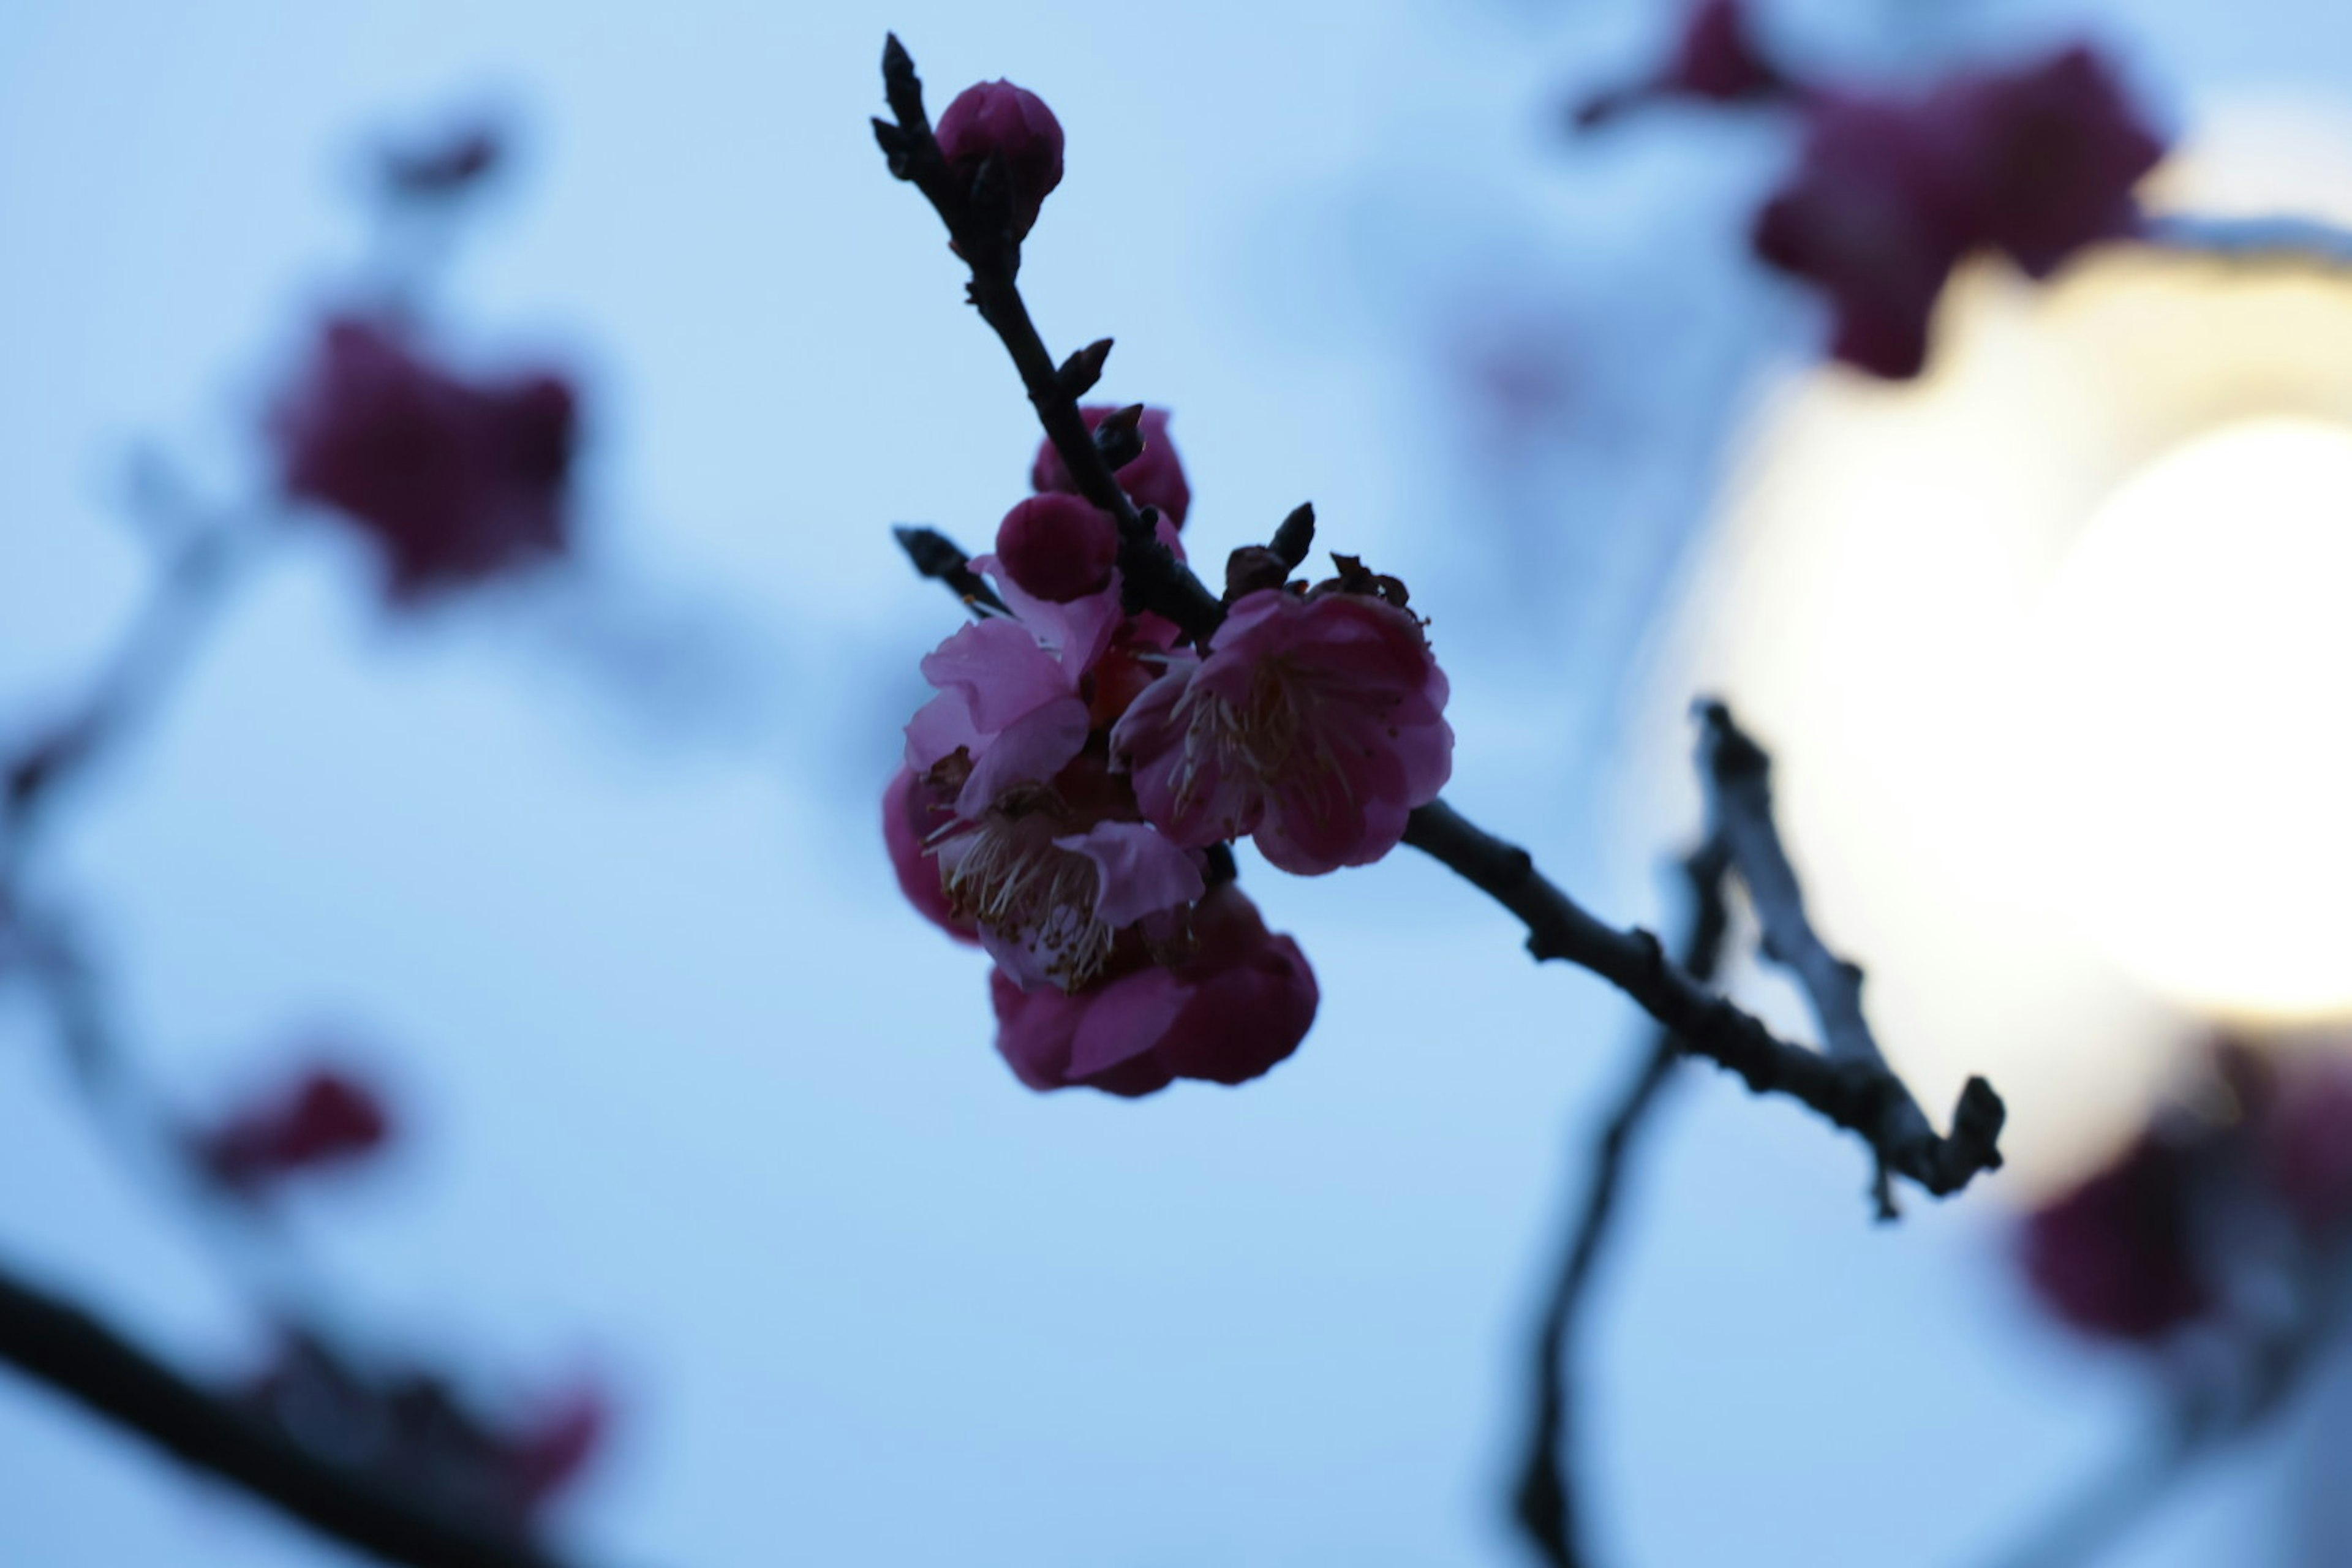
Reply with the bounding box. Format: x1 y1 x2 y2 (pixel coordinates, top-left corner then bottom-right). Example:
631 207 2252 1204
871 34 1224 643
1398 798 2003 1208
2140 212 2352 271
1695 699 1956 1218
1514 838 1733 1568
0 1259 609 1568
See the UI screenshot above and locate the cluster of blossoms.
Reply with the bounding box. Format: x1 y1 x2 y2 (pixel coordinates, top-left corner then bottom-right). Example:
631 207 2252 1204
2022 1037 2352 1344
884 88 1455 1095
1588 1 2168 378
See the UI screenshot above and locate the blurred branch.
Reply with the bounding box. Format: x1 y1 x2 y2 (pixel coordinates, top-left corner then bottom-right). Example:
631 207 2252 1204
1513 838 1732 1568
1694 699 1989 1218
1 514 251 871
0 1260 605 1568
2141 213 2352 270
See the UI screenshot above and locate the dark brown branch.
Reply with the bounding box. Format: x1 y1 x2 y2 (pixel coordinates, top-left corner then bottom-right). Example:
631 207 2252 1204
1694 699 1973 1217
0 1260 606 1568
1513 839 1733 1568
1398 798 2003 1209
873 35 1223 644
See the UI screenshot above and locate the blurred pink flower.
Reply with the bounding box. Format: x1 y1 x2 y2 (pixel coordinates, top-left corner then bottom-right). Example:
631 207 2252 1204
991 884 1317 1095
1112 586 1452 875
196 1065 392 1195
1754 45 2163 378
1031 404 1192 528
935 79 1065 240
273 315 578 600
2021 1133 2212 1343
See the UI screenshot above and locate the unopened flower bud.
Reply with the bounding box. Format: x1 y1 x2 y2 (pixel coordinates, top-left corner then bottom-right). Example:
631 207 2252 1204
935 80 1065 241
996 493 1118 603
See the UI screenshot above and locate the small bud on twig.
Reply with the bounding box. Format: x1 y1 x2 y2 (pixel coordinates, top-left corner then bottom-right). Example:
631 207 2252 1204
1093 404 1146 470
1271 502 1316 570
1058 338 1114 399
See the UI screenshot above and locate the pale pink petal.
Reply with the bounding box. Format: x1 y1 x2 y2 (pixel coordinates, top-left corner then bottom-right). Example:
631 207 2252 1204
954 696 1091 816
903 688 982 771
918 617 1072 732
1066 966 1191 1079
1053 821 1205 930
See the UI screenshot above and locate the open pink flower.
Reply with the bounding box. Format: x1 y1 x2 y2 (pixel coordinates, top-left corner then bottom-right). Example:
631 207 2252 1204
273 314 578 600
991 885 1317 1096
883 765 978 944
939 804 1202 990
1031 404 1192 528
1111 587 1452 875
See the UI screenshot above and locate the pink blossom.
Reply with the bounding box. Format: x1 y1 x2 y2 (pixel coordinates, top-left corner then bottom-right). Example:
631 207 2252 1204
1031 404 1192 528
1753 94 1971 379
938 801 1202 990
1753 45 2163 379
935 80 1065 240
2020 1133 2212 1343
273 315 578 600
995 492 1118 603
1111 586 1452 875
991 885 1317 1095
883 764 977 944
195 1065 393 1195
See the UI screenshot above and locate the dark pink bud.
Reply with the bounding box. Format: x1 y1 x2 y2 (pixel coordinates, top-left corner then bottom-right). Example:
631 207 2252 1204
994 493 1117 603
2020 1133 2212 1343
934 80 1065 241
197 1066 393 1194
1030 404 1191 527
272 314 580 601
990 884 1317 1096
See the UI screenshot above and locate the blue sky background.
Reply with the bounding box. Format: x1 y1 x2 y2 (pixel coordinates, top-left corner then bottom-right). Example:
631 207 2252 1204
4 2 2351 1565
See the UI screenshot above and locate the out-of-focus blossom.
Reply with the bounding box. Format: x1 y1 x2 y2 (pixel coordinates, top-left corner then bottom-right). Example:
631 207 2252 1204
2260 1054 2352 1231
273 315 579 601
2021 1132 2212 1342
991 884 1317 1095
1753 45 2165 378
1754 94 1966 379
195 1065 392 1196
1031 404 1192 528
1578 0 1792 127
242 1333 608 1537
935 80 1065 241
1112 581 1453 875
995 492 1118 603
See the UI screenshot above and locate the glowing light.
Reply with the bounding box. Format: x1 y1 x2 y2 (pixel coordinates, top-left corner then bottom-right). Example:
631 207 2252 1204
2027 417 2352 1017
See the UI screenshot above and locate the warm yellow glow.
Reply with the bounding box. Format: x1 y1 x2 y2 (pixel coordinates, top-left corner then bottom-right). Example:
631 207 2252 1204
1621 102 2352 1189
2029 417 2352 1017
